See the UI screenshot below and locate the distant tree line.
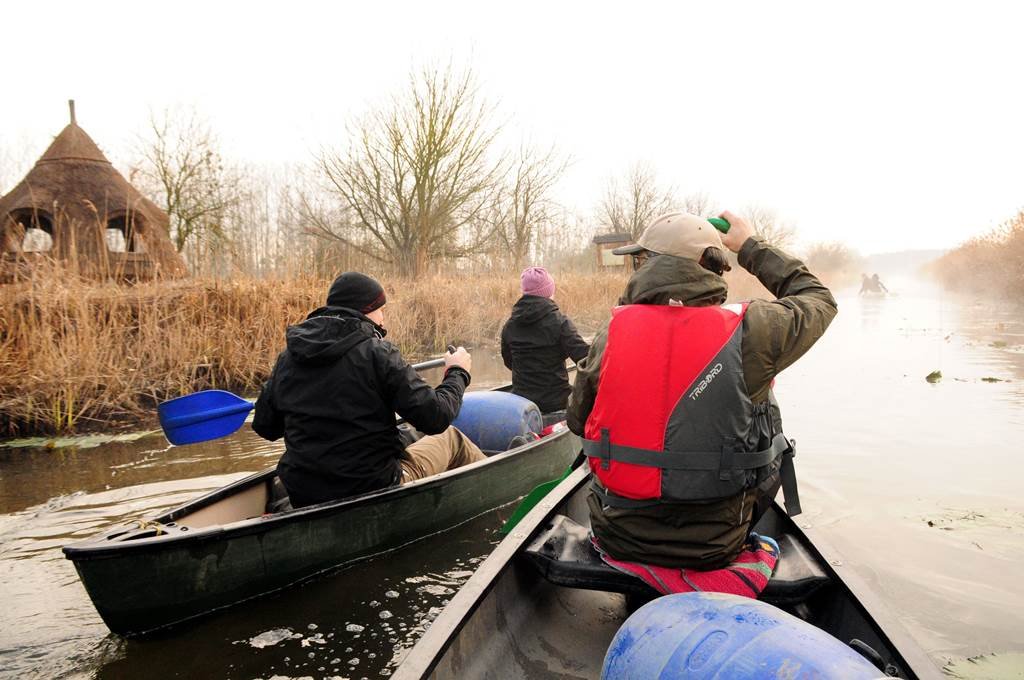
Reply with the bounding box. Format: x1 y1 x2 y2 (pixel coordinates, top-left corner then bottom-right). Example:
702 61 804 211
0 65 863 279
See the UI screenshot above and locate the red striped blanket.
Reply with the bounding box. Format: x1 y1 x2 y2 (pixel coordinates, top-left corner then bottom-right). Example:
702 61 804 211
592 533 779 598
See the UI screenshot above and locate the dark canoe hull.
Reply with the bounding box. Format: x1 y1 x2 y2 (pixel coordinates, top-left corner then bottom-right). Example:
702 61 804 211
394 466 944 680
62 427 580 637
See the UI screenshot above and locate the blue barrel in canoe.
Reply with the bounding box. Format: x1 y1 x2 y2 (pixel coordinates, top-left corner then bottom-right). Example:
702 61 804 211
602 592 882 679
452 392 542 452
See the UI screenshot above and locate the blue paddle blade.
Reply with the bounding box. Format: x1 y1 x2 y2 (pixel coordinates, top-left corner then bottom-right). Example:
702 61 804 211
158 390 254 445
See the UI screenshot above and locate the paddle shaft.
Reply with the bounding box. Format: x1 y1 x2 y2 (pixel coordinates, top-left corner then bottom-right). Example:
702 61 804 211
410 356 448 372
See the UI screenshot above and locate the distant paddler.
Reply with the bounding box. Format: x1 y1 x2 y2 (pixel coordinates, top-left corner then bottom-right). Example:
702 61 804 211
859 272 890 295
252 272 486 509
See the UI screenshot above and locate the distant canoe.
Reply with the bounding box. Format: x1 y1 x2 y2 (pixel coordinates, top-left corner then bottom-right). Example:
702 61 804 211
394 466 943 680
62 393 579 637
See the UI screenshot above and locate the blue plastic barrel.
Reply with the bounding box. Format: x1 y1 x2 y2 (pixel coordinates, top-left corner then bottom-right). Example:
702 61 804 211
451 392 542 451
602 592 882 679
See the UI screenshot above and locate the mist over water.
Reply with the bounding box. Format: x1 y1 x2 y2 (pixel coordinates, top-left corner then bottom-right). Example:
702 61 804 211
783 275 1024 663
1 274 1022 677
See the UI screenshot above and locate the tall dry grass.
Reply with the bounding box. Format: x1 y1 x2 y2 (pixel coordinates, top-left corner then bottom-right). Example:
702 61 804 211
928 209 1024 297
0 266 628 435
0 258 839 436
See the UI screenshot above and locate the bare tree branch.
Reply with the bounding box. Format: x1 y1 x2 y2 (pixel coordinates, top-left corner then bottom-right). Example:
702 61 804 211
135 107 238 257
743 204 798 250
317 65 507 275
485 145 568 268
596 162 677 239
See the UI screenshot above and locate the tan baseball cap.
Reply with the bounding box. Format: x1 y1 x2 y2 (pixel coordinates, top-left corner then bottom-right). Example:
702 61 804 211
612 211 724 260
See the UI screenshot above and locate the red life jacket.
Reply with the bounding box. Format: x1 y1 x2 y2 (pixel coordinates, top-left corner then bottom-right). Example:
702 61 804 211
582 303 798 512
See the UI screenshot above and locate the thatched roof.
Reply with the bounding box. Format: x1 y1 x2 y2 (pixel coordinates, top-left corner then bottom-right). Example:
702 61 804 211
0 102 186 279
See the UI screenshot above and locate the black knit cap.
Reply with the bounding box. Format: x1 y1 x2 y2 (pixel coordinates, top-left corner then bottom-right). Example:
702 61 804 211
326 272 387 314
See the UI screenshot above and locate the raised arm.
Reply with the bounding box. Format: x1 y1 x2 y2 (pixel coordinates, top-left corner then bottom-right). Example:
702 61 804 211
719 210 838 394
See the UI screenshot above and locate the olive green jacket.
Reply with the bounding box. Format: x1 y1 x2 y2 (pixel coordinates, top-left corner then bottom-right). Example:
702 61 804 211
567 236 837 569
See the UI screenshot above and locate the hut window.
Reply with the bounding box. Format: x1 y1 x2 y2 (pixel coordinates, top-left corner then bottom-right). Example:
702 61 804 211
23 229 54 252
106 214 143 253
8 209 54 252
105 227 127 252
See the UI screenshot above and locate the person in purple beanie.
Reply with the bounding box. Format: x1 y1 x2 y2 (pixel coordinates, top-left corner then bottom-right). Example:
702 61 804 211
500 267 590 414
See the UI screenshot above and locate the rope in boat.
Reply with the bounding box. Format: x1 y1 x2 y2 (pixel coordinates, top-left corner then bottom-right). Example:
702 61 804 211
133 520 166 536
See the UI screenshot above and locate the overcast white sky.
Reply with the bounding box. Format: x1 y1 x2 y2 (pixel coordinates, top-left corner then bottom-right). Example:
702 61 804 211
2 0 1022 255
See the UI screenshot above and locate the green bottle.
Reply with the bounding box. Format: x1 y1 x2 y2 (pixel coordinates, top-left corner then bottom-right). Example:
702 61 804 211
708 217 730 234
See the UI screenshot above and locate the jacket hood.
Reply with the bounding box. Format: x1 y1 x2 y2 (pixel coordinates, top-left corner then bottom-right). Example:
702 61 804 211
620 255 728 307
285 306 380 365
510 295 560 324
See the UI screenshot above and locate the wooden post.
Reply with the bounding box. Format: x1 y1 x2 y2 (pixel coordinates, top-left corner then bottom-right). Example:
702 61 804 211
69 99 76 125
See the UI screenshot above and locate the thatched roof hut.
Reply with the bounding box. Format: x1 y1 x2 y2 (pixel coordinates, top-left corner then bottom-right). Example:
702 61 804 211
0 101 187 281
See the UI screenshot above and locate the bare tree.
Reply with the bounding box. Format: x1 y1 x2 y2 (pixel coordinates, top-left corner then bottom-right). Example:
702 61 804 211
318 65 506 276
289 169 368 274
743 204 798 250
135 107 237 256
536 208 596 271
804 241 862 273
596 162 677 239
682 191 715 217
486 145 568 269
0 134 36 197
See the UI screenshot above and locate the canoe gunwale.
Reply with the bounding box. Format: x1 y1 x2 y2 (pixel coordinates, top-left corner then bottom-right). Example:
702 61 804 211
394 466 591 680
61 425 571 562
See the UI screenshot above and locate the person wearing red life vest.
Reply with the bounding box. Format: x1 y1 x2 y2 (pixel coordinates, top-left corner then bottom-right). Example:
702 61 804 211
566 211 837 569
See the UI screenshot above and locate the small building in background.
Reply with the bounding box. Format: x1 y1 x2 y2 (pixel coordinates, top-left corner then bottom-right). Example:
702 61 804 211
0 101 187 282
592 232 634 270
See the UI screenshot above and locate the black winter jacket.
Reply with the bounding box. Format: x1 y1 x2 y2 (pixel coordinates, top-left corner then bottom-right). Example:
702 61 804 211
253 306 470 507
500 295 589 413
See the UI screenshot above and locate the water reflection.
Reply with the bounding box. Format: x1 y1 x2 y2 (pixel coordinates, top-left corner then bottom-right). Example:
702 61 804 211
91 512 501 679
0 430 283 515
783 276 1024 661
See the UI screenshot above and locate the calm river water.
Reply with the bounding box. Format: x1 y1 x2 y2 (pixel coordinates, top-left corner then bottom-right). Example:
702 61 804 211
1 276 1022 679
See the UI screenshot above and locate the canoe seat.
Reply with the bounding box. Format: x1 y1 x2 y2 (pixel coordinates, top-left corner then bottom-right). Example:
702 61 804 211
266 476 293 514
522 515 831 606
541 410 567 427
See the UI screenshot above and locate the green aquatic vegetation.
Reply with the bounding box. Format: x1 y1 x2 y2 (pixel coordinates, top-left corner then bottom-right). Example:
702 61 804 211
990 340 1009 348
0 430 161 450
943 652 1024 679
926 370 943 383
981 377 1006 383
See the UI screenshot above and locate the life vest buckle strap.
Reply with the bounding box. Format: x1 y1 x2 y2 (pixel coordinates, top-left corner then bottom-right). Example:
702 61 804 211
599 428 611 470
581 437 785 471
719 438 737 482
781 438 802 516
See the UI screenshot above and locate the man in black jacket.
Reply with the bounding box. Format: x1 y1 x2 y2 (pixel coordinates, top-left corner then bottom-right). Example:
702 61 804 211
501 266 590 414
253 272 485 508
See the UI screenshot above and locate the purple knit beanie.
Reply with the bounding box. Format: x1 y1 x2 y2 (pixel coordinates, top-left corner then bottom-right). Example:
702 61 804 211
521 266 555 298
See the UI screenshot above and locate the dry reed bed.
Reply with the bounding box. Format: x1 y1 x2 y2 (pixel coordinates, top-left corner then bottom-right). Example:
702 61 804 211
0 270 628 435
928 209 1024 297
0 263 797 436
